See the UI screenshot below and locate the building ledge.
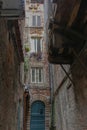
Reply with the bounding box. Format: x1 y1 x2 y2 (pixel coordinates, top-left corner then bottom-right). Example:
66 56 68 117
47 0 87 64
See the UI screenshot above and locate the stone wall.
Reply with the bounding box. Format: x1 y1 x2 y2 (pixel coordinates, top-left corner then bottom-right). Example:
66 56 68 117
44 0 87 129
71 49 87 130
51 48 87 130
0 19 23 130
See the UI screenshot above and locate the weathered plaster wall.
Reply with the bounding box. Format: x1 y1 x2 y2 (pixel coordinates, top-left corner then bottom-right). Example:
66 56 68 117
51 50 87 130
71 50 87 130
0 19 23 130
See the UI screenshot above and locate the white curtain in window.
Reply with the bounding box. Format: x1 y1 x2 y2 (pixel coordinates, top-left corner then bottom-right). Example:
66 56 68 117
31 38 42 53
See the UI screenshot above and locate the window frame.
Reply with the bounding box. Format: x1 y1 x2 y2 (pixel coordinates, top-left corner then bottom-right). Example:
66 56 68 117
31 37 42 53
32 15 41 27
31 0 44 3
31 67 44 83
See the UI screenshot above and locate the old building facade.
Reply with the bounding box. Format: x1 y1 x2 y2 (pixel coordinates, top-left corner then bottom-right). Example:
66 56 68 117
0 19 24 130
45 0 87 130
24 0 50 130
0 1 25 130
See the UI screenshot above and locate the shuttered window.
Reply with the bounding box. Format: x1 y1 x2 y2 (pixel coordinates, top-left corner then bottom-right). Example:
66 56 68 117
31 0 44 3
32 15 36 26
32 15 41 27
37 16 41 26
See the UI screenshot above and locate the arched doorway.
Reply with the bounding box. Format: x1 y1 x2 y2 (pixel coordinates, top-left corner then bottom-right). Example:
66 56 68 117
30 101 45 130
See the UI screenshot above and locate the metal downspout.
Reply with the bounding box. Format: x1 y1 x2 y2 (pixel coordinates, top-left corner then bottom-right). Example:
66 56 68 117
49 64 55 130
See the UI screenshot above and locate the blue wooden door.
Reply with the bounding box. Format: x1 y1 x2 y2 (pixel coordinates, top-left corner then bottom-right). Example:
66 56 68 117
30 101 45 130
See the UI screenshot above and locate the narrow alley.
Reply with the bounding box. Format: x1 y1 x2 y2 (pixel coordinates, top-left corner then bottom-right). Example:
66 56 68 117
0 0 87 130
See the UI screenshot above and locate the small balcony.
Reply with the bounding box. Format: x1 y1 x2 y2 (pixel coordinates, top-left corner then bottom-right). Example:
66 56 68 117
47 23 74 64
0 0 25 19
47 0 87 64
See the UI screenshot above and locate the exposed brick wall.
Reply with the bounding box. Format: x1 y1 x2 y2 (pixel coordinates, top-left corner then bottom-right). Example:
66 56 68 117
28 91 51 130
24 1 51 130
23 92 30 130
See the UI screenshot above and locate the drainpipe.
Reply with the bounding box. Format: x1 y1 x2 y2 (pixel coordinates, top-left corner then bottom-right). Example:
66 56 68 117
49 64 55 130
51 99 55 130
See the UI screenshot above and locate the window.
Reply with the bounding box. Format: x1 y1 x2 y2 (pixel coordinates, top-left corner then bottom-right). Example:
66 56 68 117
31 38 42 53
31 67 43 83
37 16 41 26
32 15 41 27
31 0 44 3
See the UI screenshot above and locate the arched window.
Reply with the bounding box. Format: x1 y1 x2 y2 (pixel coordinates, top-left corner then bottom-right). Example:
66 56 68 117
30 101 45 130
